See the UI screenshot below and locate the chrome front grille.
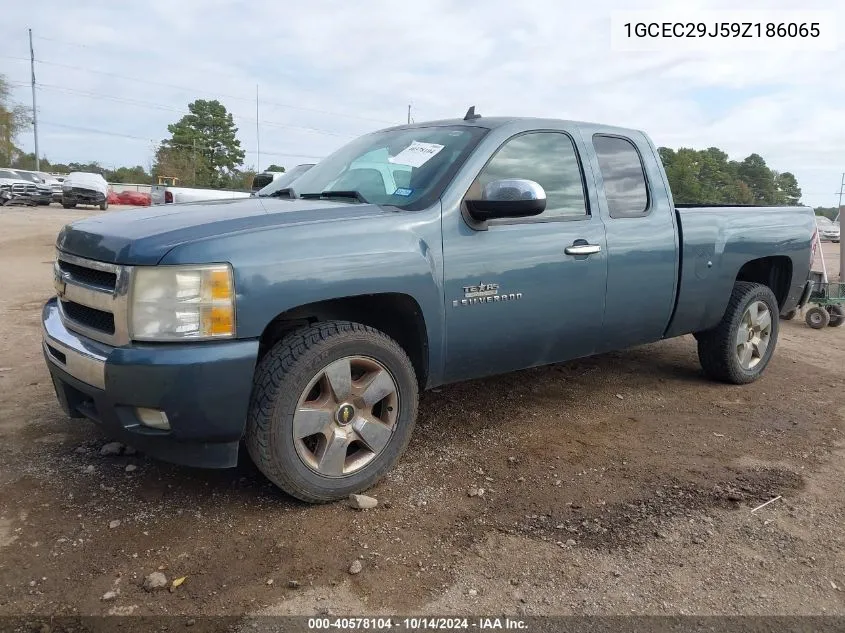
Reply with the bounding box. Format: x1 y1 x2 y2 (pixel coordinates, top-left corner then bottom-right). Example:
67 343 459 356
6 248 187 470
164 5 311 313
54 252 132 346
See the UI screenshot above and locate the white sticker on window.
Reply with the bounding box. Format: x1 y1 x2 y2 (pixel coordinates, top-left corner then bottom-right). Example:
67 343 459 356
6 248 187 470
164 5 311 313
387 141 445 168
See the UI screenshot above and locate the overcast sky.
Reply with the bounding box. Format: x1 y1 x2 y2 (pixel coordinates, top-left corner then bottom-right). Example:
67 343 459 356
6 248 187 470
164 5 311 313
1 0 842 206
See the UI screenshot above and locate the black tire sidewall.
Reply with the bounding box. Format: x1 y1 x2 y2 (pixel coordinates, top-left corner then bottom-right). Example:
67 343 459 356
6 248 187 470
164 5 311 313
806 307 829 329
826 304 845 326
259 331 417 500
726 286 780 381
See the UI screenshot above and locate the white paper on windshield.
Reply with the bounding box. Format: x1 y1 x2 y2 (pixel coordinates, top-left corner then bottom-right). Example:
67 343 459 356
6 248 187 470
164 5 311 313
388 141 445 168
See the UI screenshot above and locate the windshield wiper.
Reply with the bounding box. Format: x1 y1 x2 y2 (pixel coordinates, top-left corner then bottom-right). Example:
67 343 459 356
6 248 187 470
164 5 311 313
300 190 369 204
263 187 296 199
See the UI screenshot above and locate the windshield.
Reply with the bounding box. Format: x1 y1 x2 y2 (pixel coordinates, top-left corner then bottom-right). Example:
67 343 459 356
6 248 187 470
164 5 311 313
256 164 315 196
14 171 39 183
285 125 487 209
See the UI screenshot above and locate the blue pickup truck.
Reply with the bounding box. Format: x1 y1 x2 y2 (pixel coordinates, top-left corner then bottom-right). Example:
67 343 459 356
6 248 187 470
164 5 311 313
42 111 817 502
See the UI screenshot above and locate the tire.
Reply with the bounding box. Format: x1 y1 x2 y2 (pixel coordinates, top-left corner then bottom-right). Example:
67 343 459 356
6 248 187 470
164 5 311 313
697 281 779 384
100 199 108 211
781 309 798 321
826 304 845 327
61 200 76 209
246 320 418 503
805 306 830 329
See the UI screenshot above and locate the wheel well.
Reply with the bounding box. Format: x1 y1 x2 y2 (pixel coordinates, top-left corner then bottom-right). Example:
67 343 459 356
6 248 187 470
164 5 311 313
736 256 792 308
258 293 429 388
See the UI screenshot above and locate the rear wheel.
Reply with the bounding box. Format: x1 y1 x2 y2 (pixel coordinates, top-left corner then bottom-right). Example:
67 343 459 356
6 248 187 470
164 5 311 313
99 199 108 211
826 304 845 327
697 281 779 384
246 321 418 503
61 199 76 209
805 306 830 329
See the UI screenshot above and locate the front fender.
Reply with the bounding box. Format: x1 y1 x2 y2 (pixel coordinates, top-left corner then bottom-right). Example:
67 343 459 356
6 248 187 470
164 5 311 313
160 206 445 378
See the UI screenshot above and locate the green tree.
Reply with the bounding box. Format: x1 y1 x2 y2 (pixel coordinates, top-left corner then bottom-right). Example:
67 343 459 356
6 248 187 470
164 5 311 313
774 171 801 205
658 146 802 206
155 99 245 188
264 164 286 173
109 165 152 184
737 154 777 204
0 75 32 166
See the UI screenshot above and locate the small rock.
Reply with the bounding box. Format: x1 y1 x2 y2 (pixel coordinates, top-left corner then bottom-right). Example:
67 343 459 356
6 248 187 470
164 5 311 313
348 494 378 510
101 590 119 601
692 537 704 545
517 477 525 483
509 578 520 586
468 588 478 597
613 571 622 577
109 520 121 529
508 456 517 463
266 579 274 586
467 487 479 497
186 619 196 627
615 394 624 400
566 539 577 546
143 572 168 592
287 580 300 589
348 560 363 575
654 531 669 539
100 442 124 456
382 501 392 509
74 446 88 454
125 464 137 473
39 624 51 633
29 580 37 587
124 446 138 456
477 488 486 497
84 465 95 474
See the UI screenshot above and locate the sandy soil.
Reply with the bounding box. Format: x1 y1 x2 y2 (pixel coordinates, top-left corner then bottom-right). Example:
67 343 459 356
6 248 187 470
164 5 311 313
1 207 843 625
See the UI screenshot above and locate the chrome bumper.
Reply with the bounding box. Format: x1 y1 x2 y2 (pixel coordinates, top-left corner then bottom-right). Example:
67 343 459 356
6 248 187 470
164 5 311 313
42 299 109 390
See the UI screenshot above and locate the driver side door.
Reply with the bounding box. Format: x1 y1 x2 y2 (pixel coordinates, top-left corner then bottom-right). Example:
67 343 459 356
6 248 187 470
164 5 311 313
441 130 608 383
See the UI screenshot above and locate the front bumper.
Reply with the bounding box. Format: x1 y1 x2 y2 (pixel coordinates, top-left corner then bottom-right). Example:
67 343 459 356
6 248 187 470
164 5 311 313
42 298 259 468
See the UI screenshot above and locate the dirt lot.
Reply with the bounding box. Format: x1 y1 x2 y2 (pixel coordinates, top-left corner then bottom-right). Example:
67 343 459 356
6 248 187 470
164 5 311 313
1 207 844 622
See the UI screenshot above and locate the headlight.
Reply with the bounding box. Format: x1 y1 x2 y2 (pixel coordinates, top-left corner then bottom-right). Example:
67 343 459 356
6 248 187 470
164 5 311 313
130 264 235 341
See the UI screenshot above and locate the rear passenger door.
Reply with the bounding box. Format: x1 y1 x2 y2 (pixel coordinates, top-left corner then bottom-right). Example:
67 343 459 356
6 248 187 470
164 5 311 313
580 130 679 352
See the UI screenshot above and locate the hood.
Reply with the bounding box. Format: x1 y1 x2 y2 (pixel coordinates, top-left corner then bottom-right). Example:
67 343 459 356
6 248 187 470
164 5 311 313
56 196 395 265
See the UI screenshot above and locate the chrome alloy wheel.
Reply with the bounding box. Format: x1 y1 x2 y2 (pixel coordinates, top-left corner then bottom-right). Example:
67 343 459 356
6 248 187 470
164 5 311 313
735 300 772 370
293 356 399 477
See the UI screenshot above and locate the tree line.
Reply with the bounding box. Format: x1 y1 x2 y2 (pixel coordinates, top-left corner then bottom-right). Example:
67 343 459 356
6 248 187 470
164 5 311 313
0 73 823 205
657 147 802 206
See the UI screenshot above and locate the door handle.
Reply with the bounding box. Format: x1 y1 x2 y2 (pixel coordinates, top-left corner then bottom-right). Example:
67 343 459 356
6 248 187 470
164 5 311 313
565 244 601 256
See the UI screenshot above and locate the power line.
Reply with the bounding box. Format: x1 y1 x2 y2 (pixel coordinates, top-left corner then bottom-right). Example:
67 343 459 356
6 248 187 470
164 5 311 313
32 82 353 137
38 121 326 159
0 54 396 125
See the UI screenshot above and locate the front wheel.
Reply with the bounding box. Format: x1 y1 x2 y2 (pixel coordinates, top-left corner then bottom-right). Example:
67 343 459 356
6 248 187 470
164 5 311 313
99 199 108 211
697 281 779 384
246 321 418 503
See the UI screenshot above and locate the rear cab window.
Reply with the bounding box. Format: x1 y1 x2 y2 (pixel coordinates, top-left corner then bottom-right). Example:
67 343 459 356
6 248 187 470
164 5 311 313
592 135 650 219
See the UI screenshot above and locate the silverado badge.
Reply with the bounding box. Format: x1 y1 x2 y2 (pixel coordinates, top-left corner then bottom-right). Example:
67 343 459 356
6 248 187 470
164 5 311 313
453 281 522 307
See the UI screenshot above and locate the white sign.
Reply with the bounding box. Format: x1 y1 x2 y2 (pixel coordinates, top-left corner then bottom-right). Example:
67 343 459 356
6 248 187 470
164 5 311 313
388 141 445 168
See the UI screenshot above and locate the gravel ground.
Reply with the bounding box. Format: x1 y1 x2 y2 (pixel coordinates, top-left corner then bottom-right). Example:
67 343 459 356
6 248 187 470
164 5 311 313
0 207 844 623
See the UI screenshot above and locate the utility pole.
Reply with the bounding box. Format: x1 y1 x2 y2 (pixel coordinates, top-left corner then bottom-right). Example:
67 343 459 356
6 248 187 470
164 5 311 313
407 104 411 125
28 29 40 171
256 84 260 173
837 172 845 281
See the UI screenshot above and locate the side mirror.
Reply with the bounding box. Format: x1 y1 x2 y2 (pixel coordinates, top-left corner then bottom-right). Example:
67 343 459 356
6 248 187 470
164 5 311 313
465 179 546 222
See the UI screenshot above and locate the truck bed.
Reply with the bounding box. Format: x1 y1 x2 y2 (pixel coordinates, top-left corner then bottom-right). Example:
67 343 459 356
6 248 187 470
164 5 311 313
666 204 817 338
